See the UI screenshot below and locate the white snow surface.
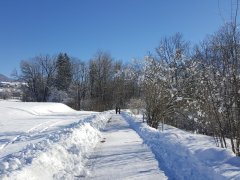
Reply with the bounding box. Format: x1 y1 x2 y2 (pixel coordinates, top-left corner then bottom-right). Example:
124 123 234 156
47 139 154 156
123 111 240 180
1 100 240 179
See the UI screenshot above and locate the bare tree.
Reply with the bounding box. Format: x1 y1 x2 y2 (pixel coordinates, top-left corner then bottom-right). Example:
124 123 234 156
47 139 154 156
20 55 56 102
88 51 114 111
69 59 88 110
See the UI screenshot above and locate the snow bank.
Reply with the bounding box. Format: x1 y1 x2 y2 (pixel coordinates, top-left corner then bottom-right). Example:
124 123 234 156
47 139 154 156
122 112 240 180
0 111 112 179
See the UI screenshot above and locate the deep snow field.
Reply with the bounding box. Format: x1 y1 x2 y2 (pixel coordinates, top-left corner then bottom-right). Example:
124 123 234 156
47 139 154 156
0 100 239 180
0 100 97 158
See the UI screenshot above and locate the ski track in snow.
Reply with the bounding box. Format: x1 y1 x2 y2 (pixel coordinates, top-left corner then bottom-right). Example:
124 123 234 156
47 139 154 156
0 120 57 151
0 115 90 153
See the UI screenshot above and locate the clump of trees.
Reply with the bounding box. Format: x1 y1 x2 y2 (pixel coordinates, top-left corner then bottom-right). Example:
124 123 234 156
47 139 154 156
142 23 240 156
20 55 57 102
196 23 240 156
19 51 140 111
143 33 191 129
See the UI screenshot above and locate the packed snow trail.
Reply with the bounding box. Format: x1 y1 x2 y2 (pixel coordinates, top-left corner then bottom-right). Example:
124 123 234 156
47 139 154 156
83 114 167 179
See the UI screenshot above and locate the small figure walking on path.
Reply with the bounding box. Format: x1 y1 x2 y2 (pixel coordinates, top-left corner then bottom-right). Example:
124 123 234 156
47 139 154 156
115 106 121 114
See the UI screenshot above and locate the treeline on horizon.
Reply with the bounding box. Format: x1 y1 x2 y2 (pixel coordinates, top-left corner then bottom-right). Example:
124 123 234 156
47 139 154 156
19 51 140 111
18 22 240 156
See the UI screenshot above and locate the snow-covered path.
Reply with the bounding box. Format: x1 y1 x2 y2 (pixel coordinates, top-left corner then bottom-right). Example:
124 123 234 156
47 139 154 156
83 114 167 179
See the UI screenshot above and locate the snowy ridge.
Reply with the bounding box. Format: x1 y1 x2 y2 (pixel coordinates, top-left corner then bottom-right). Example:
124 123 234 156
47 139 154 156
0 111 112 179
0 101 76 116
122 112 239 180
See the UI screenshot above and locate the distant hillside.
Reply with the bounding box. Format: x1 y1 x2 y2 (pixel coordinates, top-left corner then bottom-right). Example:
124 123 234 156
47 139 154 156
0 74 13 82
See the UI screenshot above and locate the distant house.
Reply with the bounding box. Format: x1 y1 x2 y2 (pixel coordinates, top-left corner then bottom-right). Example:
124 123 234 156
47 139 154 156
0 81 25 100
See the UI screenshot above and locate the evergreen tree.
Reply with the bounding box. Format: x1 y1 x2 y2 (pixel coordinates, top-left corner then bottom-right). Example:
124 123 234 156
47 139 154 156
55 53 72 91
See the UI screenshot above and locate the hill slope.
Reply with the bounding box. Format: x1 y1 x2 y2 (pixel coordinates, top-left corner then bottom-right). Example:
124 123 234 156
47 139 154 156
0 74 12 82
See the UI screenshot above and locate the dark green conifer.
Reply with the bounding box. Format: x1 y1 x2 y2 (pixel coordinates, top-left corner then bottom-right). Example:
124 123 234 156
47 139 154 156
55 53 72 91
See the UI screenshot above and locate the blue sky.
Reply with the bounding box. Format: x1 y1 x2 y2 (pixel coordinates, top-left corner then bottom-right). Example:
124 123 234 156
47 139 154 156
0 0 234 76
